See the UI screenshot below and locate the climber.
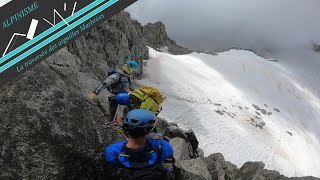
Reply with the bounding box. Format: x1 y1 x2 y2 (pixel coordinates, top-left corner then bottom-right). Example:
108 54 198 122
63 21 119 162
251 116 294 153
86 60 139 120
105 109 173 180
115 86 164 116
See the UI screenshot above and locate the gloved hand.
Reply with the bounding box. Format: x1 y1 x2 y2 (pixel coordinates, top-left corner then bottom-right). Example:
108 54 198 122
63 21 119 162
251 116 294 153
86 92 97 101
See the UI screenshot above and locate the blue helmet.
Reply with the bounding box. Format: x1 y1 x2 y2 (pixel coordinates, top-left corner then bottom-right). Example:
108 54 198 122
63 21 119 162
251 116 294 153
116 93 130 105
124 109 156 128
126 60 139 70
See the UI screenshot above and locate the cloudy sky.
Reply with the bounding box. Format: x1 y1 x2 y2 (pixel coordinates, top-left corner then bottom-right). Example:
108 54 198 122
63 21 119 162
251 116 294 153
127 0 320 53
1 0 319 52
126 0 320 97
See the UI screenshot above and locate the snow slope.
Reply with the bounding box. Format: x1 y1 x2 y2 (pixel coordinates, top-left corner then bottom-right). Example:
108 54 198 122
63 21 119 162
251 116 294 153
137 47 320 177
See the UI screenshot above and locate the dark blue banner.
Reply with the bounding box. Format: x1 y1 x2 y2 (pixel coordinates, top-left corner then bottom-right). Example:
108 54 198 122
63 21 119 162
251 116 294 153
0 0 137 87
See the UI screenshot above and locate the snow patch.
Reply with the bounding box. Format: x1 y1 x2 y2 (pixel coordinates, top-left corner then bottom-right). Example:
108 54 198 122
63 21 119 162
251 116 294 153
137 47 320 177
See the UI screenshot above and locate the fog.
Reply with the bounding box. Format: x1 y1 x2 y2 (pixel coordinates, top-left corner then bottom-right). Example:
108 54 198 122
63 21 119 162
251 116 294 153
127 0 320 52
1 0 319 93
1 0 319 52
127 0 320 96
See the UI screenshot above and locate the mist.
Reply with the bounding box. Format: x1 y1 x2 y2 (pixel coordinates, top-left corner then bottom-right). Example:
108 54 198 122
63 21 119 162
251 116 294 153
127 0 320 53
127 0 320 97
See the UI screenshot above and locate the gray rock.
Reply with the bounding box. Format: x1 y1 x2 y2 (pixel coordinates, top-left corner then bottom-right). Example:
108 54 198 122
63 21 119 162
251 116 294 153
253 116 266 129
256 121 266 129
286 131 293 136
147 132 164 140
175 158 212 180
163 136 171 142
239 161 289 180
166 126 188 141
155 117 171 135
169 137 191 160
205 153 228 180
253 104 260 110
143 21 191 55
185 129 199 151
260 109 267 115
225 161 240 179
187 142 197 158
287 177 320 180
197 148 205 158
0 56 123 179
169 122 179 127
240 162 265 179
215 110 224 115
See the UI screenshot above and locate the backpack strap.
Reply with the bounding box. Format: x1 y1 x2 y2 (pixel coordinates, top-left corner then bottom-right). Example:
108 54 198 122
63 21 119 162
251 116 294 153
115 141 163 168
152 141 162 164
127 76 132 87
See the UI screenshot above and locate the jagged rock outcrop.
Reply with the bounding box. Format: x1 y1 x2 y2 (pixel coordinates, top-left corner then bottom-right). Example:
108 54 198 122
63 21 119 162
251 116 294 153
185 129 199 151
0 49 123 179
170 137 191 160
143 22 191 55
166 126 189 141
0 11 189 179
175 158 212 180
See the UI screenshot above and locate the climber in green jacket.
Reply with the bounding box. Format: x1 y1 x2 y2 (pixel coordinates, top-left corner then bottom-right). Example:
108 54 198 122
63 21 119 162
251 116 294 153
86 60 139 120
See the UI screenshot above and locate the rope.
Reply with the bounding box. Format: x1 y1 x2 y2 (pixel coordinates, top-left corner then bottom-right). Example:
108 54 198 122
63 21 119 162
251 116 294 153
115 125 129 140
103 117 128 140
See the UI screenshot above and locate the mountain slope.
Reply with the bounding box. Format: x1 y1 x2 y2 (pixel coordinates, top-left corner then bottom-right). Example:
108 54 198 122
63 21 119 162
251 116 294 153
137 47 320 177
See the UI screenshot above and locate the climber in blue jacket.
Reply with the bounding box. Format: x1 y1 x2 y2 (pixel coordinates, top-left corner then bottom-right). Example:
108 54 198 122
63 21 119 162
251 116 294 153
105 109 174 180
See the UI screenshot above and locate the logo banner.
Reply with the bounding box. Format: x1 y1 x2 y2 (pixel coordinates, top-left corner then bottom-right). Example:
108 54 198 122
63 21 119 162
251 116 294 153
0 0 137 87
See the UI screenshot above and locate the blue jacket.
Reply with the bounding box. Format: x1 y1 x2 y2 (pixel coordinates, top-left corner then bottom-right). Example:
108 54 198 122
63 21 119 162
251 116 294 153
105 139 173 168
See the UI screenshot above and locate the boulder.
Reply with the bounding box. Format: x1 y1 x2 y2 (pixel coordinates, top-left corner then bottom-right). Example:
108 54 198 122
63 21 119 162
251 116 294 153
225 161 240 180
240 162 265 179
169 137 191 160
197 148 205 158
185 129 199 151
155 117 170 135
175 158 212 180
166 126 188 141
205 153 228 180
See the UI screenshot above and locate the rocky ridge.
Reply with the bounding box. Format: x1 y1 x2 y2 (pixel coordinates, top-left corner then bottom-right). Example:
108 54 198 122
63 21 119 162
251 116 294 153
0 11 318 180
